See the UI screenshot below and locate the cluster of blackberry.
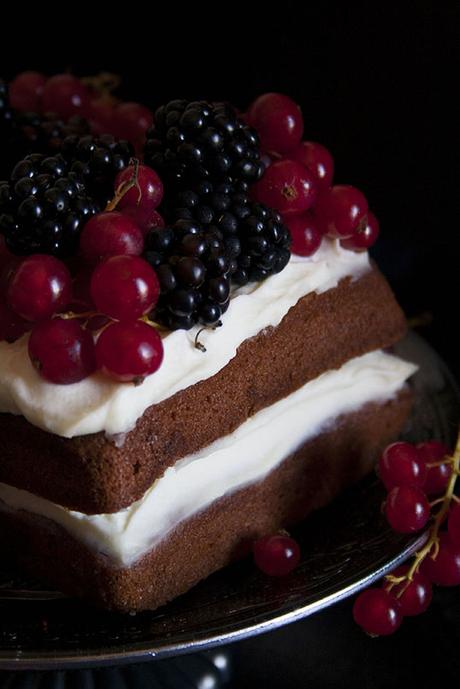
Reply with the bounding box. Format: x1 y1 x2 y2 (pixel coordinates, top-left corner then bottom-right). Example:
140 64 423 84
143 100 291 330
0 134 133 257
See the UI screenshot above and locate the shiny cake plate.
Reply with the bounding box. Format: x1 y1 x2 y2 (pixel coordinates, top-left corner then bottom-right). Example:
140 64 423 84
0 332 458 672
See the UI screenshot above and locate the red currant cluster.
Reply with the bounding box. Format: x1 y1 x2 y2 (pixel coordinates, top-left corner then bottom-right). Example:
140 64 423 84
0 163 166 385
353 437 460 636
245 93 379 256
8 71 153 151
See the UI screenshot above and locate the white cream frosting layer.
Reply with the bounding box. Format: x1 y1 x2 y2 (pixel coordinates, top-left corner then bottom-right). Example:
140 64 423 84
0 350 416 566
0 240 369 438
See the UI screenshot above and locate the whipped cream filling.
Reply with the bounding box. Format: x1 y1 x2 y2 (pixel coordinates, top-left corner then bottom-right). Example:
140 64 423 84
0 240 370 438
0 350 417 566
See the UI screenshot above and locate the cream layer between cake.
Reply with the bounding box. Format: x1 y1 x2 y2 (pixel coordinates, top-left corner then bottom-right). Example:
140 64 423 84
0 350 417 567
0 240 369 438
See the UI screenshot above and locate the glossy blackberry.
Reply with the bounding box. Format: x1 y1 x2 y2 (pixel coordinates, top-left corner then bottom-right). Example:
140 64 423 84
0 153 99 257
59 133 134 206
144 100 264 188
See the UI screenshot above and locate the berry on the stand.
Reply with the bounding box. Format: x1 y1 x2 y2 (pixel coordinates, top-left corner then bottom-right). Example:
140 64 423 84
7 254 72 321
114 102 153 150
9 71 46 112
90 254 159 321
315 185 368 238
378 441 427 490
421 533 460 586
95 320 163 383
113 163 164 234
247 93 303 154
80 212 144 262
285 213 322 257
253 534 300 576
386 566 432 616
417 441 452 495
340 211 380 252
353 588 403 636
385 485 431 533
42 74 90 120
292 141 334 189
252 159 317 216
28 317 96 384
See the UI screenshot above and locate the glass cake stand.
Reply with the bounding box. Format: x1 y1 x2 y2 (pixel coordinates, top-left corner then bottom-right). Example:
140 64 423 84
0 332 458 682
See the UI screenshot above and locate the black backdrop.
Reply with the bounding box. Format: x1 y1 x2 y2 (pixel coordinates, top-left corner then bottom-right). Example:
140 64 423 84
1 3 458 685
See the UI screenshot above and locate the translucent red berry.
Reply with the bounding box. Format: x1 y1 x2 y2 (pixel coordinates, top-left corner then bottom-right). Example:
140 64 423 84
123 208 165 237
448 502 460 548
7 254 72 322
285 213 322 257
80 212 144 263
41 74 90 120
421 533 460 586
114 102 153 149
247 93 304 154
417 441 452 496
353 588 403 636
292 141 334 189
340 212 380 251
114 164 164 224
253 534 300 576
385 486 431 533
386 566 432 616
90 255 159 321
315 185 368 238
28 317 96 384
9 71 46 112
378 441 427 491
95 320 163 383
89 98 116 137
252 160 317 216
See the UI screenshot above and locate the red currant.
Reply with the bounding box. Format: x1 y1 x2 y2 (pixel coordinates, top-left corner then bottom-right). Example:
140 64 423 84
28 318 96 384
386 566 432 616
41 74 90 120
421 533 460 586
9 71 47 112
89 98 116 137
340 211 380 252
378 441 427 491
353 588 403 636
123 208 165 236
80 212 144 263
0 301 30 343
285 213 322 257
448 502 460 548
114 164 163 215
252 160 317 216
417 441 452 496
253 534 300 576
315 185 368 238
114 102 153 149
247 93 303 154
90 255 159 321
95 320 163 383
385 486 431 533
7 255 72 322
292 141 334 189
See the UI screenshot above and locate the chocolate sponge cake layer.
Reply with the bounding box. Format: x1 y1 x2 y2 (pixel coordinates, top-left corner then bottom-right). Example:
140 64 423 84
0 264 406 514
0 390 412 612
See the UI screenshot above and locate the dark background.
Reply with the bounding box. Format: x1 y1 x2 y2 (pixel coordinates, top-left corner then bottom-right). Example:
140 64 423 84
2 2 457 686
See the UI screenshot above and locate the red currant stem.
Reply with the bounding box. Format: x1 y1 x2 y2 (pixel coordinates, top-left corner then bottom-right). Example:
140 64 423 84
139 314 167 334
105 158 141 211
426 459 451 468
81 72 121 98
59 310 97 320
429 497 446 507
452 495 460 504
385 432 460 594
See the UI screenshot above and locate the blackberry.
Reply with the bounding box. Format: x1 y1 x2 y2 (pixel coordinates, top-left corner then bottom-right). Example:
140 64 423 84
0 153 99 257
144 100 264 189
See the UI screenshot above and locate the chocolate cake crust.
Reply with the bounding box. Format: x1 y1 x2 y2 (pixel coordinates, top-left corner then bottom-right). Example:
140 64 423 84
0 265 407 514
0 390 412 612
